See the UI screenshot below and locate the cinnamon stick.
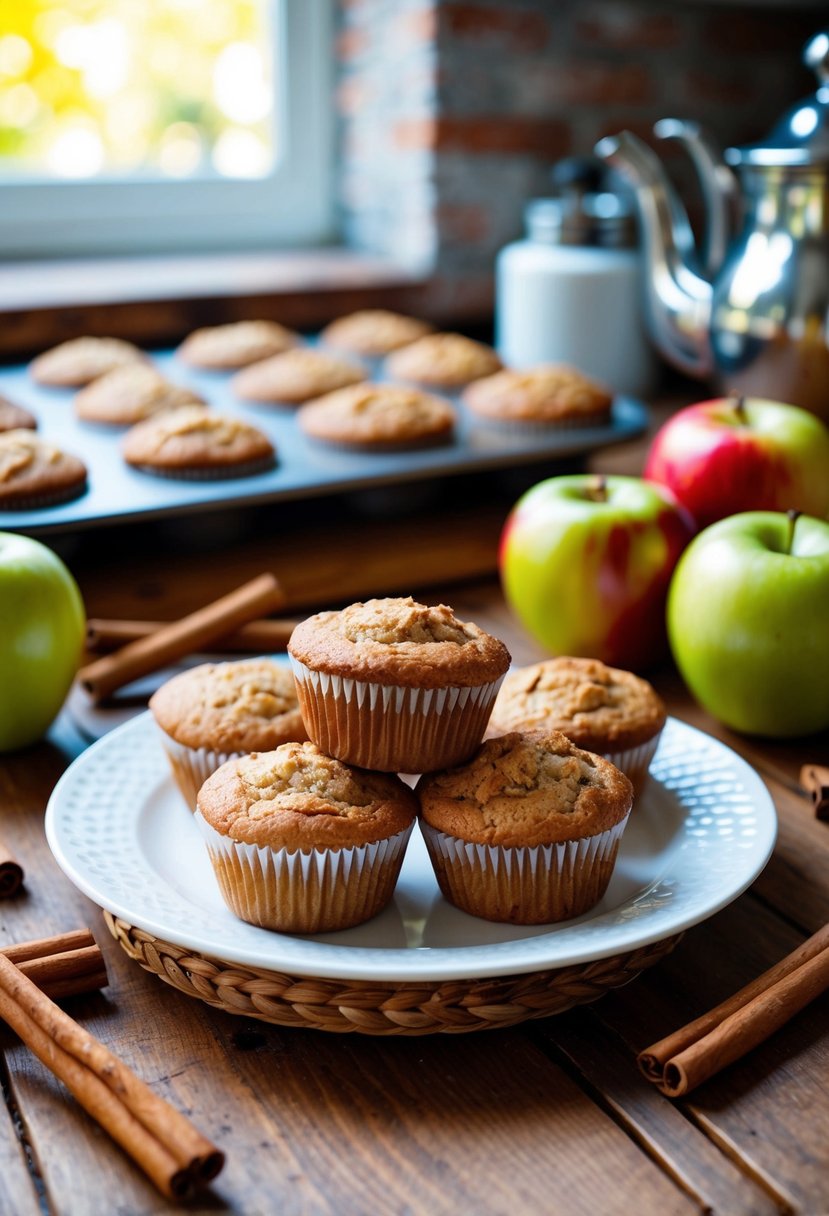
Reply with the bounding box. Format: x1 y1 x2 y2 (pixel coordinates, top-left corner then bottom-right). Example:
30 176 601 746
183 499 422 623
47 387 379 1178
0 951 223 1198
639 922 829 1096
800 764 829 820
0 838 23 898
3 929 108 1000
78 573 287 704
85 615 299 655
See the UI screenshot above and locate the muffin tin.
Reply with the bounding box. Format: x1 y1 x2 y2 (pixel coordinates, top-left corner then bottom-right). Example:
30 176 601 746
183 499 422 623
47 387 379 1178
0 346 648 535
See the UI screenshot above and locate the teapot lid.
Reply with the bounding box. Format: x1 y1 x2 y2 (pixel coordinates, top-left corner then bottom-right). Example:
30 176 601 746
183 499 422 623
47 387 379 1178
726 31 829 167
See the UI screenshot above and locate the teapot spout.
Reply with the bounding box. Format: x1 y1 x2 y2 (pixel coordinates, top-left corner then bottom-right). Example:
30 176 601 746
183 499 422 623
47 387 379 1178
595 130 713 380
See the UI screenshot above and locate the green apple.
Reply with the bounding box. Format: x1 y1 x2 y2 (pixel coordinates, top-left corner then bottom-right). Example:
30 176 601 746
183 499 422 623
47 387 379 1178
499 474 695 670
0 532 86 751
667 511 829 737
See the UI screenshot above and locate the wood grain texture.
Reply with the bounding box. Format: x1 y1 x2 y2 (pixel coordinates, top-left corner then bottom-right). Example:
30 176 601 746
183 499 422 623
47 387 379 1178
538 1009 781 1216
0 1073 39 1216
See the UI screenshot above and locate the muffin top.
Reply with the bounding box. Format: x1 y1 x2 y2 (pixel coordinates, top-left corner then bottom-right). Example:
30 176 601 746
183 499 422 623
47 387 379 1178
463 364 613 423
320 310 434 357
417 729 633 847
122 405 274 472
75 364 205 425
197 741 418 850
289 596 511 689
489 657 666 752
0 396 37 432
150 659 308 753
0 430 87 506
30 337 146 387
298 383 455 448
232 348 366 404
385 333 503 389
177 320 300 370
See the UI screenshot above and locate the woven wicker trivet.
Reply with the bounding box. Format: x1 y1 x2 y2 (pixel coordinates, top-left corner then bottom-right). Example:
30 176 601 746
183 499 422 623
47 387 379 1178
105 912 682 1035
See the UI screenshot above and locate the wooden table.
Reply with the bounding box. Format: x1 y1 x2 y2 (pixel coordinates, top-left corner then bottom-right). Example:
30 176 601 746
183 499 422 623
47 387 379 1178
1 398 828 1215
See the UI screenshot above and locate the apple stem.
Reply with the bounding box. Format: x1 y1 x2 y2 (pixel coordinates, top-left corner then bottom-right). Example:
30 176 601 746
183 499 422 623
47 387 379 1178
730 394 747 422
588 475 608 503
787 508 801 554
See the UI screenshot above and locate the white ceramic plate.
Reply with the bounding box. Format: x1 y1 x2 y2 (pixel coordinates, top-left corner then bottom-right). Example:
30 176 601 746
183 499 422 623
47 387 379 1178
45 712 777 982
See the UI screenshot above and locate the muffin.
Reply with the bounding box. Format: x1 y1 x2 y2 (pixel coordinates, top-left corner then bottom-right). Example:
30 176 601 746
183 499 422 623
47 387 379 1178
30 337 146 387
462 364 613 429
320 310 434 357
417 729 633 924
149 659 309 810
0 396 36 432
122 405 275 479
231 348 365 405
298 383 456 450
385 333 502 390
177 320 300 370
288 597 511 773
195 742 418 933
488 657 666 796
74 364 205 426
0 430 87 509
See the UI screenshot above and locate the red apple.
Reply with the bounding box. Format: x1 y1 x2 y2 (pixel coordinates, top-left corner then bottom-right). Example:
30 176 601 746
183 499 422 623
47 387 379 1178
644 396 829 529
499 474 695 671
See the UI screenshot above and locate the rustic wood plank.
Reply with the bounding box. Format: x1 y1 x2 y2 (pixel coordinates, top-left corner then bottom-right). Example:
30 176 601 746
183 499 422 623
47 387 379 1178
593 896 829 1214
752 779 829 931
205 1023 699 1216
537 1009 782 1216
0 1064 40 1216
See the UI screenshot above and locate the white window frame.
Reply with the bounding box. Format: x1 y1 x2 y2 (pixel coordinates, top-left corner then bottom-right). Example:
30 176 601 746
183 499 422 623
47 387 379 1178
0 0 335 258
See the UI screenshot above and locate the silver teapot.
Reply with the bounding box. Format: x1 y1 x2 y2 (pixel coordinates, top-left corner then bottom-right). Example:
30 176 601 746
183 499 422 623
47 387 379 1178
596 31 829 420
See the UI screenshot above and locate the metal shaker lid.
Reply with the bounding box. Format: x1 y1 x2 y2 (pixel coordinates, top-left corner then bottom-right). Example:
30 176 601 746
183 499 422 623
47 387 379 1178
525 193 637 248
726 31 829 167
525 155 638 248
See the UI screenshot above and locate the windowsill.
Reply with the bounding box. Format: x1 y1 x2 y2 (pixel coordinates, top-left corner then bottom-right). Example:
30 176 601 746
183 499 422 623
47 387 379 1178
0 246 443 358
0 247 428 311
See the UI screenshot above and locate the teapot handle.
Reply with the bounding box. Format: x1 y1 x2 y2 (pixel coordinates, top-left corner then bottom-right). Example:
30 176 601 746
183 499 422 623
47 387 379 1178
654 119 741 280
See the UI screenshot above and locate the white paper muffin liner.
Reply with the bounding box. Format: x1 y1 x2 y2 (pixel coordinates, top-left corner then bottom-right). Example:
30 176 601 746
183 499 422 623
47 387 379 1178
195 813 414 933
154 723 246 811
420 813 629 924
603 731 663 797
290 657 505 773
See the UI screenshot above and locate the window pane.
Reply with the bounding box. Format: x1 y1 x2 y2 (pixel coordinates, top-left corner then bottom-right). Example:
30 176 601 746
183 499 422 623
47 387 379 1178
0 0 276 182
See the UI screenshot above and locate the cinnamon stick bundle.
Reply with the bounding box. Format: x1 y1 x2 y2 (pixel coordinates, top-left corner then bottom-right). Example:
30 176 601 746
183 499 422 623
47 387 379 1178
0 950 223 1199
78 572 287 704
85 615 299 655
801 764 829 820
3 929 108 1000
0 837 23 898
639 922 829 1097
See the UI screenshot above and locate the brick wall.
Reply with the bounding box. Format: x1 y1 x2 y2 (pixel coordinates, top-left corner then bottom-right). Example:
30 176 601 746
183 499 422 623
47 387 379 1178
336 0 822 321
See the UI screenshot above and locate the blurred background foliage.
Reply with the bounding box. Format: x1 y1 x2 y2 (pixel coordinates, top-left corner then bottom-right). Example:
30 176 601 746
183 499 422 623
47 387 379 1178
0 0 275 179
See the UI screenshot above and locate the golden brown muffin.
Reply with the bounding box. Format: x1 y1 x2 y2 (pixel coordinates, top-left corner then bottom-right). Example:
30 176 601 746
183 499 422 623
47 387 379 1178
196 741 418 932
231 348 366 405
0 396 36 432
150 659 308 810
74 364 205 426
417 728 633 923
489 657 666 795
122 405 274 479
320 310 434 357
177 320 300 370
288 596 511 773
385 333 502 389
463 364 613 427
0 430 87 509
298 383 456 450
30 337 146 387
